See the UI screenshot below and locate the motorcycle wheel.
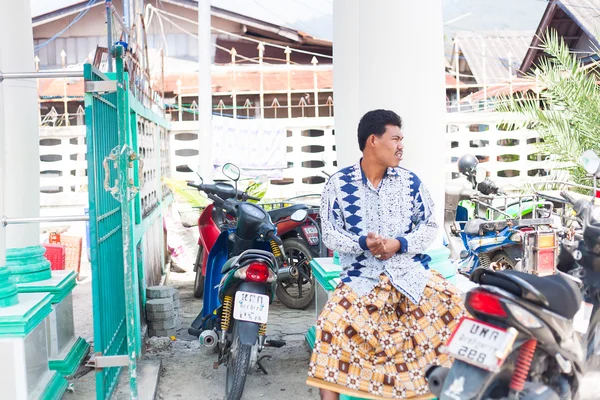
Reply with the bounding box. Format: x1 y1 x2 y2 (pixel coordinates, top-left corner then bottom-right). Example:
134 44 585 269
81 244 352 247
225 321 252 400
276 238 315 310
193 247 204 299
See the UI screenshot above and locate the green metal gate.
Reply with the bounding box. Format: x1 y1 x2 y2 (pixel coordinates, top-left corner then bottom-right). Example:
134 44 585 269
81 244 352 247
84 46 170 399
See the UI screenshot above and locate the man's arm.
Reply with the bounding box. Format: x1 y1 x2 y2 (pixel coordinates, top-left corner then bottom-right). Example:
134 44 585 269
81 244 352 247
396 178 437 255
320 178 367 256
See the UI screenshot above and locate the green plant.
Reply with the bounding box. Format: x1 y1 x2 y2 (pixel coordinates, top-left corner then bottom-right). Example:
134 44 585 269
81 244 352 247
497 28 600 186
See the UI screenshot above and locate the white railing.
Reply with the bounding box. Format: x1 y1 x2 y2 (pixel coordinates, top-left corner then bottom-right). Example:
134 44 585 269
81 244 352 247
39 126 88 207
446 112 566 189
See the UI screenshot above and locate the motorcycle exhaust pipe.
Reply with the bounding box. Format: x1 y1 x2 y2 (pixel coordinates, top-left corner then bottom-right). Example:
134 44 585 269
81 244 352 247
277 265 299 282
199 330 218 354
426 366 450 398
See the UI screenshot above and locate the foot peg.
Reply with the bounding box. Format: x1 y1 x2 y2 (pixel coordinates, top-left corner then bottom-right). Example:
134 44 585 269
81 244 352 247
265 339 286 348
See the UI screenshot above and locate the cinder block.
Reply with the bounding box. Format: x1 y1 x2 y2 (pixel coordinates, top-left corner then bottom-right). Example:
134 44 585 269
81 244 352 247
146 298 174 312
149 328 177 337
148 318 176 330
172 289 180 301
173 299 180 309
146 286 174 299
147 310 175 321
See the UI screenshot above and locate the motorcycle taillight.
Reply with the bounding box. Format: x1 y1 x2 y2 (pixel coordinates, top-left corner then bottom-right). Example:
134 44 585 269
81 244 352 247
467 289 507 318
245 262 270 283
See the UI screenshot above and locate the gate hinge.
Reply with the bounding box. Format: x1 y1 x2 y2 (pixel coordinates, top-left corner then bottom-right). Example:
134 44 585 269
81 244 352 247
86 353 129 369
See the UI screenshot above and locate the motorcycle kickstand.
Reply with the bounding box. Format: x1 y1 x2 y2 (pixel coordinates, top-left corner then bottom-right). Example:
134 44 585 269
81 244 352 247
256 355 272 375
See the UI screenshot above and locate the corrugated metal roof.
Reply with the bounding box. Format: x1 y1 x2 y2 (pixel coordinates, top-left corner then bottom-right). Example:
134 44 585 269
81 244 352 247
557 0 600 43
455 30 534 84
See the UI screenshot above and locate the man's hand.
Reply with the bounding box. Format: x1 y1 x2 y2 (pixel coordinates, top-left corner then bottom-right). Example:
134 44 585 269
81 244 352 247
366 232 385 255
379 238 400 260
366 234 400 260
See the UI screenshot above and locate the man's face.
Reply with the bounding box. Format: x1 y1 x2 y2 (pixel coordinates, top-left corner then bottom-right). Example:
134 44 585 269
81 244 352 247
372 125 404 167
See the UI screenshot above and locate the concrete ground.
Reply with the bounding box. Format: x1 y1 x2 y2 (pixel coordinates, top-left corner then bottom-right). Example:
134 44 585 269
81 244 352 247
48 207 599 400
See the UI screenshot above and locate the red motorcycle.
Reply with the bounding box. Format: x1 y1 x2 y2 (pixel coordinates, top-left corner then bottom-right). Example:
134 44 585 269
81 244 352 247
193 193 322 310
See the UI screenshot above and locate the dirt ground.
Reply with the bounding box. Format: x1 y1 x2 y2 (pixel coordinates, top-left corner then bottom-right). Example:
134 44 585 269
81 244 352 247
65 265 319 400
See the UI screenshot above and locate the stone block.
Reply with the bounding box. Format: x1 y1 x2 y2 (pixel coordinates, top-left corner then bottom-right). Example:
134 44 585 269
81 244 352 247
146 286 174 299
148 318 176 330
146 310 175 321
146 298 174 312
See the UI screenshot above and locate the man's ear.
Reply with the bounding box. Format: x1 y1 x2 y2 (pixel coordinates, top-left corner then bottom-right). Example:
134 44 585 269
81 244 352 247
368 134 377 148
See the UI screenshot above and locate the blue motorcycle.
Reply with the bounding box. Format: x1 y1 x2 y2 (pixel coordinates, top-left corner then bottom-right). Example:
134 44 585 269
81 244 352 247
186 163 307 400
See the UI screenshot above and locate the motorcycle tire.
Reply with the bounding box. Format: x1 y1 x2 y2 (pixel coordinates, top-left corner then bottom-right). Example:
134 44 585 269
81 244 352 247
225 321 252 400
276 238 315 310
193 247 204 299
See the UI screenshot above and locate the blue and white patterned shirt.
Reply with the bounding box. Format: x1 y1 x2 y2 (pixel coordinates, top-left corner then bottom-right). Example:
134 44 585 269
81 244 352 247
320 160 438 304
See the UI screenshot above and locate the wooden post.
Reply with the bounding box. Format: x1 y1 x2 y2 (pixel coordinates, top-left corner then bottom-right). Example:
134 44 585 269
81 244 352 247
508 52 513 97
454 39 460 112
258 42 265 119
231 47 237 118
311 56 319 118
326 96 333 117
272 98 280 118
61 50 69 126
482 41 487 111
244 98 252 119
176 79 182 121
285 46 292 118
34 55 41 124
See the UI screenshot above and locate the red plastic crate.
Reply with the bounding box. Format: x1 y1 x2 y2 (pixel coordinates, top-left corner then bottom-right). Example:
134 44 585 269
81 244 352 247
49 233 82 276
43 243 66 271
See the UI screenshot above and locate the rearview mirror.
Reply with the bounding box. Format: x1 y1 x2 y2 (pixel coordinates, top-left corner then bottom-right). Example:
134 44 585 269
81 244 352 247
222 163 241 181
185 164 203 182
290 209 308 223
581 150 600 176
475 167 487 183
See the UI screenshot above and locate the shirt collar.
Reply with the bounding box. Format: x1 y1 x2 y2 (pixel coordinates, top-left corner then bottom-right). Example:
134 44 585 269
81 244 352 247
351 159 400 184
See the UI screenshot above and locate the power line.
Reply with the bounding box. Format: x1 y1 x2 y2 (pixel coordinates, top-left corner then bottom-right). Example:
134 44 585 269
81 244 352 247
35 0 98 51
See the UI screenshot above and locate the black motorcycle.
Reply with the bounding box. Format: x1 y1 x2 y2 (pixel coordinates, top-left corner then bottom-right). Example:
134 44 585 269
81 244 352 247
427 151 600 400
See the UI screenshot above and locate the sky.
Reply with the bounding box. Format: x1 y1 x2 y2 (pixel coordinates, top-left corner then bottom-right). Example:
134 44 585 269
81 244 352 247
30 0 547 42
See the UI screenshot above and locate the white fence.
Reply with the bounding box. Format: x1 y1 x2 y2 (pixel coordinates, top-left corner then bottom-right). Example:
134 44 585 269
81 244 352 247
445 112 565 189
39 112 564 207
39 126 88 207
170 117 336 199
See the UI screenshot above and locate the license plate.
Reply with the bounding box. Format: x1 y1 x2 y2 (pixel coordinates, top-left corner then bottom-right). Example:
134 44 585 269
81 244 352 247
233 291 270 324
445 317 512 372
302 226 319 245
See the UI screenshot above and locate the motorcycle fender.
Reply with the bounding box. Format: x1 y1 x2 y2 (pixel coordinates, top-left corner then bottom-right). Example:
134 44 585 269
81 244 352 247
439 360 494 400
235 282 267 346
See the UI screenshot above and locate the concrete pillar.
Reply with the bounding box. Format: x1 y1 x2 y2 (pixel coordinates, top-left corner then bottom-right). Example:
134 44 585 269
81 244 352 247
0 1 41 249
333 0 447 245
198 0 213 181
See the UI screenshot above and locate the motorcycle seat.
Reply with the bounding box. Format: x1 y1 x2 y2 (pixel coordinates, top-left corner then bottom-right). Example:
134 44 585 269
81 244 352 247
267 204 308 222
464 219 510 236
471 269 582 319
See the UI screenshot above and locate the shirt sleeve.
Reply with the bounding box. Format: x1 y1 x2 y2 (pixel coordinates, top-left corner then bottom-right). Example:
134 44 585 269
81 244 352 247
320 177 367 256
398 178 437 254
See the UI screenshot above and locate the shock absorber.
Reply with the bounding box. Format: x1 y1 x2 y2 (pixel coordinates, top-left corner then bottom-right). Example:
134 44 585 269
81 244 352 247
259 323 267 336
509 339 537 395
221 295 233 332
270 240 281 257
